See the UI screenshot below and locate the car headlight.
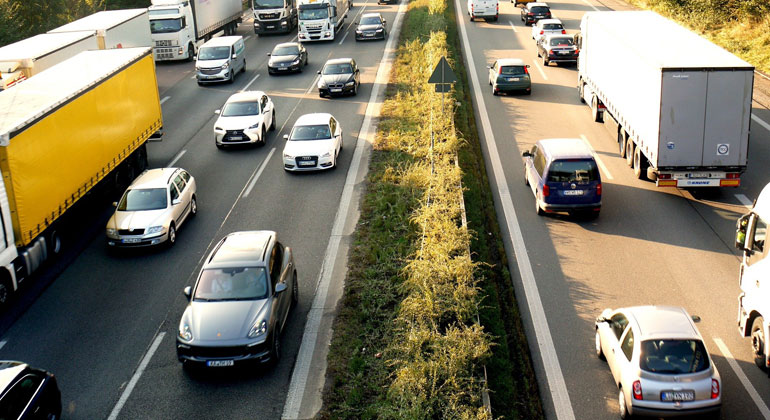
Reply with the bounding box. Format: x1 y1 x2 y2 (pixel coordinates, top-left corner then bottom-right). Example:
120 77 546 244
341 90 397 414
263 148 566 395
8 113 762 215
345 81 355 87
248 122 261 129
376 28 383 32
146 226 164 234
355 30 362 34
178 324 193 342
248 319 267 338
221 61 229 70
321 151 332 158
284 153 294 159
106 228 117 236
318 80 327 88
292 58 300 65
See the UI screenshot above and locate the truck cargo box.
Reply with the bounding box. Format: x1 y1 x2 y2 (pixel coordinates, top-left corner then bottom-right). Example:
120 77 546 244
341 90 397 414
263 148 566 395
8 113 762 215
48 9 151 49
0 47 162 246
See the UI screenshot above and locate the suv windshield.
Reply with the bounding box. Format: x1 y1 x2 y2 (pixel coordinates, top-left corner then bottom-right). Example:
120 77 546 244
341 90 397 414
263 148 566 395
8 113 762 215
299 6 328 20
360 16 381 25
290 124 332 140
222 101 260 116
198 46 230 60
531 6 549 13
118 188 167 211
323 63 353 74
273 46 299 56
550 37 574 46
254 0 285 8
500 66 526 75
640 339 710 374
194 267 269 301
150 18 182 33
547 159 599 183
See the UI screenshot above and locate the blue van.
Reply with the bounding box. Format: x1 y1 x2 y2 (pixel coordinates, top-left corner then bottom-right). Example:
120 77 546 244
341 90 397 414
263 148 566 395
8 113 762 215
522 138 602 217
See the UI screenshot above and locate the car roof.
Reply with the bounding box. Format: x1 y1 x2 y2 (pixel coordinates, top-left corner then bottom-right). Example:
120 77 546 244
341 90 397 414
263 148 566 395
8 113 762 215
624 306 701 341
274 42 300 49
205 231 275 269
528 2 549 7
0 361 28 392
324 58 353 65
130 168 181 189
225 91 266 103
545 33 571 39
294 113 333 126
201 36 242 47
361 12 382 18
538 19 562 25
496 58 526 66
537 138 594 160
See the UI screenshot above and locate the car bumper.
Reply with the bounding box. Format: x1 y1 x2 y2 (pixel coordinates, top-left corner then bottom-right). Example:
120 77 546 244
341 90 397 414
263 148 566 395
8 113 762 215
319 85 356 96
196 69 230 83
284 156 334 171
355 32 385 40
495 81 532 92
106 232 167 247
547 54 578 63
298 31 334 41
630 402 721 417
176 339 272 366
471 12 497 19
541 202 601 213
268 63 302 73
215 129 261 146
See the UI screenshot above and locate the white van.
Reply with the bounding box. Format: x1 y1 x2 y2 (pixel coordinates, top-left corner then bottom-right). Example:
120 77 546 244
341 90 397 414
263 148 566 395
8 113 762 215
468 0 498 22
195 36 246 85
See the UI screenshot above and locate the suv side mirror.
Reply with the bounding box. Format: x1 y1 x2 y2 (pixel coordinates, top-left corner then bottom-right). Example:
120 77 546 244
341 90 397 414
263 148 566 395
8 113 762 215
522 151 532 157
214 109 221 115
275 283 287 294
283 134 289 140
267 53 271 56
736 213 751 250
183 286 192 300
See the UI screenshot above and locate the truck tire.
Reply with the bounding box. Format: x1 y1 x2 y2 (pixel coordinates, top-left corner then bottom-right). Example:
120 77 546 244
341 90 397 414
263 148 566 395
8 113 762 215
578 82 585 103
47 230 62 256
591 96 603 123
626 140 634 167
633 147 648 180
186 44 195 62
752 316 766 370
0 276 11 307
618 130 626 158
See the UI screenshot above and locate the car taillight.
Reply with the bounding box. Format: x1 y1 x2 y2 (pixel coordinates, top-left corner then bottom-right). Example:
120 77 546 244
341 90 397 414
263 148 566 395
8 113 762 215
711 379 720 399
528 12 534 16
596 182 602 196
632 380 643 400
561 29 566 34
524 67 529 74
542 184 550 197
658 173 671 179
498 66 503 75
575 49 580 55
727 172 739 179
540 30 544 35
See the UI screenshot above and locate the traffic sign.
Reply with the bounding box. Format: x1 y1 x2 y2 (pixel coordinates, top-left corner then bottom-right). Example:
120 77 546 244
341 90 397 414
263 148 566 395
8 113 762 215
428 56 457 84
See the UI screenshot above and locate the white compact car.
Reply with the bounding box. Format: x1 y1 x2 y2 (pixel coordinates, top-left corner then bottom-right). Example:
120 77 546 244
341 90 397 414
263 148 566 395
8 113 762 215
213 91 276 149
282 113 342 171
531 18 564 43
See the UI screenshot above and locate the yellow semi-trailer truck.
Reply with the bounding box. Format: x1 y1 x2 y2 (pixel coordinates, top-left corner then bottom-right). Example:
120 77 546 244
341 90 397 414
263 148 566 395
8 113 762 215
0 47 162 306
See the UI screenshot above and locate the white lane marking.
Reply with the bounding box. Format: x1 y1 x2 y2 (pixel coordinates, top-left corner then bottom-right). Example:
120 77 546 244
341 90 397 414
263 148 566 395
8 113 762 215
532 60 548 80
190 74 196 79
455 0 575 418
243 148 275 198
508 20 517 33
244 35 252 42
306 74 320 95
338 30 349 44
736 193 754 209
107 332 166 420
713 337 770 419
160 96 171 105
241 73 261 91
166 150 186 167
752 113 770 133
579 134 613 180
282 0 406 417
0 340 6 350
580 0 600 11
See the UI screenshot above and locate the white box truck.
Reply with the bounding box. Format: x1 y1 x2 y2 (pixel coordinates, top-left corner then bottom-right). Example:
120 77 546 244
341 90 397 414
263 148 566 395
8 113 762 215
297 0 349 42
149 0 244 62
48 9 151 50
576 11 754 188
0 31 98 91
253 0 298 35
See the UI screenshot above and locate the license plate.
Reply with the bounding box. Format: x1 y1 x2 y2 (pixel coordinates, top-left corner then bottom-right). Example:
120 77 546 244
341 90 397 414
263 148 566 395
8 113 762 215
559 51 570 54
661 391 694 402
278 67 287 70
331 88 342 92
206 360 234 367
299 161 315 167
366 33 374 36
230 136 243 140
267 25 275 29
507 77 520 81
563 190 584 196
122 238 141 243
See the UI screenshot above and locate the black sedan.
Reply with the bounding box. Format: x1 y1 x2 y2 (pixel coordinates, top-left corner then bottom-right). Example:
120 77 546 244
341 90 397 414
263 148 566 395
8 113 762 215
355 13 387 41
537 34 579 66
267 42 308 75
317 58 360 97
0 361 61 419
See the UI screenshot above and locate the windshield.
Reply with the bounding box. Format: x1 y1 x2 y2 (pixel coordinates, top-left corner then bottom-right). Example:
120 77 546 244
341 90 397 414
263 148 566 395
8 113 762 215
290 124 332 141
222 101 260 117
543 23 563 30
640 339 710 374
299 6 328 20
500 66 526 75
547 159 599 183
550 37 574 46
253 0 285 8
118 188 167 211
198 46 231 60
150 18 182 33
194 267 269 301
531 6 549 13
323 63 353 75
360 16 381 25
273 46 299 56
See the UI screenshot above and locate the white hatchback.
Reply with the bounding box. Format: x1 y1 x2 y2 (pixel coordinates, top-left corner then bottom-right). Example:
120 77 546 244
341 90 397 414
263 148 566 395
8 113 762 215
531 18 564 43
213 91 276 149
282 113 342 171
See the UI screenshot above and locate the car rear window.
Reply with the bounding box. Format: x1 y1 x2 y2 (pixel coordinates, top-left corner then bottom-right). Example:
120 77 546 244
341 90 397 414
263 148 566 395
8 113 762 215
546 159 599 182
640 339 710 374
550 38 574 46
194 267 269 301
500 66 526 75
531 6 549 13
543 24 563 30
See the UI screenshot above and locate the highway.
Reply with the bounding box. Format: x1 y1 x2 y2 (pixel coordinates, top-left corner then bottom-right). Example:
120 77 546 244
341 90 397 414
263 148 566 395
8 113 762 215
0 2 402 418
456 0 770 418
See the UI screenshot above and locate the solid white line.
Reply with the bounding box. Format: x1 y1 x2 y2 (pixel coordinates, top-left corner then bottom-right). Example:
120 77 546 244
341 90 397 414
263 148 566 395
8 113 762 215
160 96 171 105
532 60 548 80
241 74 261 92
712 337 770 419
508 20 517 33
282 0 406 418
579 134 613 180
0 340 6 350
580 0 600 11
243 148 275 198
306 74 320 95
752 113 770 133
455 0 575 418
166 149 186 167
736 193 754 209
338 30 349 45
190 74 196 79
244 35 252 42
107 332 166 420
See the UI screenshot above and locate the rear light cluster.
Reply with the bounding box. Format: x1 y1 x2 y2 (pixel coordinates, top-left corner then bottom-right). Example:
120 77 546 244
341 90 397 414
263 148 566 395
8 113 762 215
726 172 740 179
540 30 544 35
632 380 643 400
528 12 534 16
561 29 566 34
596 183 602 196
711 379 720 399
542 184 550 197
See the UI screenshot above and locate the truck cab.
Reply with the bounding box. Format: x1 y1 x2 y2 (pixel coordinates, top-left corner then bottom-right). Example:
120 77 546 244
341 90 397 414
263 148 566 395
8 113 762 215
253 0 298 35
297 0 348 42
736 183 770 372
149 2 196 61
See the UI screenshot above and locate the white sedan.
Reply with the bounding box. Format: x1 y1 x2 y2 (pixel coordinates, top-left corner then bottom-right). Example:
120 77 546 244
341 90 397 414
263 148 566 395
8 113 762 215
213 91 275 149
282 113 342 171
531 18 564 44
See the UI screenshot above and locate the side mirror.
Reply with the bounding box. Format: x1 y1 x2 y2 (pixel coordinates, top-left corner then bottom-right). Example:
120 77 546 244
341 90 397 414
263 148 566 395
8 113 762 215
112 201 118 207
283 134 289 140
275 283 288 294
193 55 197 60
232 54 237 59
526 64 531 68
691 315 701 323
183 286 192 300
487 65 492 69
522 151 532 157
214 109 221 115
317 70 321 74
736 213 751 250
267 53 271 56
172 198 181 206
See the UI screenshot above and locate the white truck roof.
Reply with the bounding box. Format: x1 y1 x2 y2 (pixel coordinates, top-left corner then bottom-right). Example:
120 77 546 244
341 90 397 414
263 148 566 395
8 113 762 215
49 9 148 33
0 47 152 144
585 11 753 70
0 31 95 65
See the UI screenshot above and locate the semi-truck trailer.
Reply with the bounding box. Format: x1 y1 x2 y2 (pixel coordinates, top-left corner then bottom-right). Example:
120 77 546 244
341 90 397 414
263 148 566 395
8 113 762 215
0 47 162 307
48 9 151 50
297 0 349 42
0 31 98 91
576 11 754 188
253 0 298 35
149 0 244 61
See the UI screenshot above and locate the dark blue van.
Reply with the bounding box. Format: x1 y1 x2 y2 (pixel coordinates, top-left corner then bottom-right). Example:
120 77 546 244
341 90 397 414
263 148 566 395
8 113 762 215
522 138 602 217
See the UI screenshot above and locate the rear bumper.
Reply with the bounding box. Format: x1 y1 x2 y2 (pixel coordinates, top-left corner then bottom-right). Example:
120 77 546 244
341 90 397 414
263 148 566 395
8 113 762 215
541 202 601 213
630 402 721 417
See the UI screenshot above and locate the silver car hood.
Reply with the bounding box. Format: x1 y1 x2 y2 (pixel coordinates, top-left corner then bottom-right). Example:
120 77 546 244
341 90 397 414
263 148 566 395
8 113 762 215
190 299 268 341
108 209 167 231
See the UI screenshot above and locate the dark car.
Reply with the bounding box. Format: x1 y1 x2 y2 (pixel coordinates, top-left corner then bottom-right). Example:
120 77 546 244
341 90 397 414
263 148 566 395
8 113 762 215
377 0 397 4
0 361 61 420
537 34 578 66
521 2 551 25
267 42 308 74
176 231 298 368
355 13 387 41
317 58 360 97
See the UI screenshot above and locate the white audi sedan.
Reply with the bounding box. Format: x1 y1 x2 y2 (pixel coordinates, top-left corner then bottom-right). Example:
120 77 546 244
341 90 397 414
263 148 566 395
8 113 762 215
595 306 721 419
106 168 197 248
213 91 276 149
282 113 343 171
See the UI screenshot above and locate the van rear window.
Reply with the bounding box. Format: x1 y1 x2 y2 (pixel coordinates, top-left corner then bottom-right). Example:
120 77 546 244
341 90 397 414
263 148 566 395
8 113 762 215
547 159 599 182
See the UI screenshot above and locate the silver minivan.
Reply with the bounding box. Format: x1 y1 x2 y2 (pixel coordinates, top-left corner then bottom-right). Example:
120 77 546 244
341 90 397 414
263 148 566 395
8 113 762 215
195 36 246 85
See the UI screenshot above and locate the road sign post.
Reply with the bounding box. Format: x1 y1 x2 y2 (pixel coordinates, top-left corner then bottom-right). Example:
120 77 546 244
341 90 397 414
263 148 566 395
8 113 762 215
427 57 458 174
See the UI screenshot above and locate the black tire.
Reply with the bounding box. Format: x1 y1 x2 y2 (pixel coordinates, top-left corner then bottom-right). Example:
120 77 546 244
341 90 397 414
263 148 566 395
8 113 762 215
619 388 632 420
166 224 176 248
595 329 605 360
261 127 267 146
618 130 626 158
543 56 549 66
241 59 246 73
535 197 544 216
270 110 276 131
353 82 358 96
190 196 197 216
524 168 529 186
197 81 203 86
269 331 281 366
492 84 497 96
591 96 603 123
186 44 195 62
524 89 531 95
47 230 62 256
633 147 647 180
291 271 298 307
216 143 224 150
752 316 766 370
578 82 585 104
227 71 234 84
492 16 498 22
0 277 11 308
626 140 634 167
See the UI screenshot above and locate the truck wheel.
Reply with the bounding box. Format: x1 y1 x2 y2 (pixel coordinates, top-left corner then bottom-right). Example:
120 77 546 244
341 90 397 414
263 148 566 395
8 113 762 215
752 316 766 370
0 277 11 307
633 147 648 180
47 230 62 256
186 44 194 62
626 140 634 167
618 130 626 158
578 82 585 104
591 96 603 123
